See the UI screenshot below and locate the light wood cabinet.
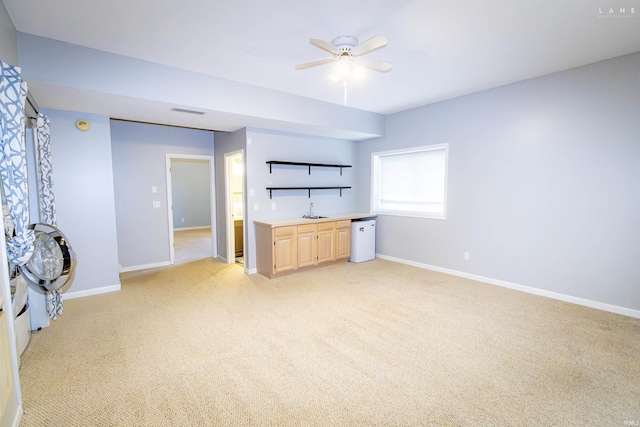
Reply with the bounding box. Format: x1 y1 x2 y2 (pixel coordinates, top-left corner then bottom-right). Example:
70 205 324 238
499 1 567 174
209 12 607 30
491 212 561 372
317 222 336 264
273 226 296 273
297 224 317 268
336 220 351 260
255 218 355 278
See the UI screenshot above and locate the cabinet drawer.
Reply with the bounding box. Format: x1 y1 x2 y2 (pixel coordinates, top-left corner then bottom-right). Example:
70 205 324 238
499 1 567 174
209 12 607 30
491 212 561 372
336 220 351 229
274 226 296 236
318 222 336 231
297 224 317 233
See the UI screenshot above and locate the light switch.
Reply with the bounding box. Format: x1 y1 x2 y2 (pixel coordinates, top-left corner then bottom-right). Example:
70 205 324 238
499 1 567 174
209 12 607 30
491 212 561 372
151 186 157 193
249 188 255 197
271 202 276 210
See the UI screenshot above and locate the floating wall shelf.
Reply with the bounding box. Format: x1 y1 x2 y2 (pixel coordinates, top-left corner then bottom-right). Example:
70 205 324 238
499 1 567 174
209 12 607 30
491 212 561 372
266 160 352 175
266 187 351 199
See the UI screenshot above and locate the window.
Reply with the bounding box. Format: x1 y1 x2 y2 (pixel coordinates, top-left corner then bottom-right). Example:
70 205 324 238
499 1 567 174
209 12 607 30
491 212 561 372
371 143 448 219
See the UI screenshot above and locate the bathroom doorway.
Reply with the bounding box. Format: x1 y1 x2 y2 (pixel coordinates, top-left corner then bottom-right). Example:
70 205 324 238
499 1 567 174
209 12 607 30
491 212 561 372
224 150 244 264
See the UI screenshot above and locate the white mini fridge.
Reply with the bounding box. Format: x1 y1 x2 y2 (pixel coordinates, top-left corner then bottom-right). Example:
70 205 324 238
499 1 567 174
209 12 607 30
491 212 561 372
350 219 376 262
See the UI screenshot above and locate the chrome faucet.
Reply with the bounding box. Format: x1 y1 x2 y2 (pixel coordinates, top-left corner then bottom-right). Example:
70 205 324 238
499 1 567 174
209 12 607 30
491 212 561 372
303 202 316 218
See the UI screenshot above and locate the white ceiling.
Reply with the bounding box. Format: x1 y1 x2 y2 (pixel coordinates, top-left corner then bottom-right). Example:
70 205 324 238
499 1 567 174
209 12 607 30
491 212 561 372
4 0 640 122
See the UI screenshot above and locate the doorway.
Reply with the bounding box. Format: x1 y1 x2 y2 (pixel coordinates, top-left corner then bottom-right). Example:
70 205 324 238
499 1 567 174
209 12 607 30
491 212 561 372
224 150 244 265
166 154 216 264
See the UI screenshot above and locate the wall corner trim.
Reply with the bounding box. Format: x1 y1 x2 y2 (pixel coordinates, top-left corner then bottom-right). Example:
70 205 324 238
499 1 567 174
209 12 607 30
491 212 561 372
376 254 640 319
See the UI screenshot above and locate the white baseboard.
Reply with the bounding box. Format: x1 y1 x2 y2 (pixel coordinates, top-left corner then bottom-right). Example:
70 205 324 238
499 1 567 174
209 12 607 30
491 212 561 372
64 284 121 300
174 226 211 231
120 261 171 273
217 256 253 274
376 254 640 319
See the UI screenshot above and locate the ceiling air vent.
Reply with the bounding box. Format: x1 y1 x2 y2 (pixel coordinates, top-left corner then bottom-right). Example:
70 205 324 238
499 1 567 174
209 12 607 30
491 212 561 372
171 107 206 115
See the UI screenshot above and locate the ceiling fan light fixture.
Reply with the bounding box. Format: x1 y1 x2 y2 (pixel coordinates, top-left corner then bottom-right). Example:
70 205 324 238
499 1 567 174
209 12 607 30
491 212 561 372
351 64 366 80
296 34 392 76
334 57 352 77
330 58 366 82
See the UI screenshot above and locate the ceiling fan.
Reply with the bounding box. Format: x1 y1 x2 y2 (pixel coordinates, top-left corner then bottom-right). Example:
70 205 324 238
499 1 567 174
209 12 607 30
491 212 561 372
295 35 392 75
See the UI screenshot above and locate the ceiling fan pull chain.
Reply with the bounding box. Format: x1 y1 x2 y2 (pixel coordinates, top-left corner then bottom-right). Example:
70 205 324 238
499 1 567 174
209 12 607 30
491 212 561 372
343 80 348 106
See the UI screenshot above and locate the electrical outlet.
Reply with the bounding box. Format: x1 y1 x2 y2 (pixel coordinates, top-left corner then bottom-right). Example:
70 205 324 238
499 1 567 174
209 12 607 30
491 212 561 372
464 252 470 260
153 201 160 208
271 202 276 210
181 218 185 223
151 186 157 193
254 203 259 212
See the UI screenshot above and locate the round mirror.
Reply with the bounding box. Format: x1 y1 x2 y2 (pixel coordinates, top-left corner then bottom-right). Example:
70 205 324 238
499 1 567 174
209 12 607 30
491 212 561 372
20 223 76 292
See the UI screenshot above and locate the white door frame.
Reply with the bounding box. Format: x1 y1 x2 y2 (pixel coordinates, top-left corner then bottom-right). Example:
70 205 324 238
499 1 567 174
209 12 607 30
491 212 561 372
0 228 23 419
165 153 217 264
224 149 244 265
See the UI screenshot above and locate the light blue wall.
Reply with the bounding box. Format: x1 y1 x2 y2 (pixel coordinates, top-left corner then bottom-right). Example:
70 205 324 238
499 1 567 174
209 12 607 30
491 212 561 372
42 109 121 294
110 120 214 270
356 52 640 312
244 129 358 271
0 1 18 65
171 158 211 229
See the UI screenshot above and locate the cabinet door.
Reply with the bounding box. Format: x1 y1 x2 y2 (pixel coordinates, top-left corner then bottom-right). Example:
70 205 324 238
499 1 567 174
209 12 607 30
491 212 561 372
336 227 351 259
317 230 336 263
297 224 317 268
274 231 296 273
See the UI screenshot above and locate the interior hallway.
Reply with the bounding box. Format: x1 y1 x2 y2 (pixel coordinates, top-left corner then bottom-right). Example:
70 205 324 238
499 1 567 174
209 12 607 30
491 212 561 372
173 227 212 265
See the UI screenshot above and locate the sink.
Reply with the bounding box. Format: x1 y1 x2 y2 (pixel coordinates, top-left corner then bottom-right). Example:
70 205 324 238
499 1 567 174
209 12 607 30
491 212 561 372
302 215 329 219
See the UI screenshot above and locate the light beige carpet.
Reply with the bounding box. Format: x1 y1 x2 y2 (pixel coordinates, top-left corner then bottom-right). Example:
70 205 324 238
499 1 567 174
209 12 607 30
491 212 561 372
17 259 640 426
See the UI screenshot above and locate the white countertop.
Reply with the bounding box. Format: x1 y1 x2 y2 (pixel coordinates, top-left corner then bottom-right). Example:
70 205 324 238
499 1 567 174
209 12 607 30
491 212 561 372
254 213 376 228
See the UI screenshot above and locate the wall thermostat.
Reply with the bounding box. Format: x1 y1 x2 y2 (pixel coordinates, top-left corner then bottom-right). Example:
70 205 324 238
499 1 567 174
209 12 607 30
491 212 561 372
75 119 90 131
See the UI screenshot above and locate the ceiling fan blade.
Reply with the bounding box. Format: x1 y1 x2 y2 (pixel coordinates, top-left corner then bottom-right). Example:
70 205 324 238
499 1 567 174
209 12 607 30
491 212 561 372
351 36 387 57
355 56 392 73
309 38 340 55
295 58 336 70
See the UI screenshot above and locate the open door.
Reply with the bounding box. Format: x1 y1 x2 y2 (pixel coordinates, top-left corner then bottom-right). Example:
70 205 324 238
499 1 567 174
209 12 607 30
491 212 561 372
224 150 244 265
166 154 216 264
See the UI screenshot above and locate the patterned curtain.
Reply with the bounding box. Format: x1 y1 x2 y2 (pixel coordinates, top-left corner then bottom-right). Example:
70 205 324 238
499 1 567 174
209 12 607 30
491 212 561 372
35 113 63 319
36 114 56 224
0 61 34 266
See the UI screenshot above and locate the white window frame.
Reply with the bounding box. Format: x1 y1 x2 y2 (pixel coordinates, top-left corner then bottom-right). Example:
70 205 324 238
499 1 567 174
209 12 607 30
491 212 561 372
371 143 449 220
